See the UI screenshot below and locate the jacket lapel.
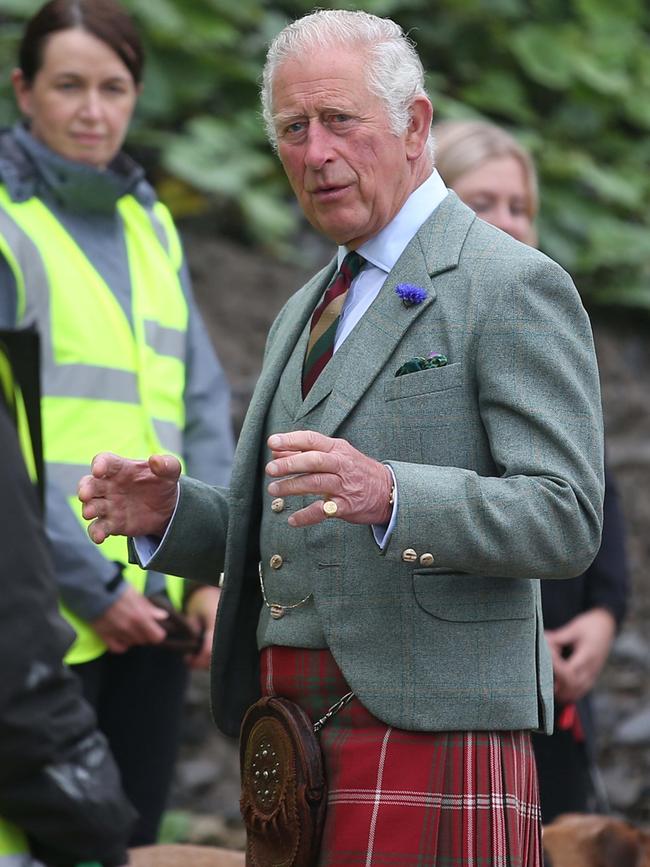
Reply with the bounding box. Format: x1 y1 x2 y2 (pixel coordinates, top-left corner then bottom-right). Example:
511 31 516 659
305 192 476 436
229 259 336 492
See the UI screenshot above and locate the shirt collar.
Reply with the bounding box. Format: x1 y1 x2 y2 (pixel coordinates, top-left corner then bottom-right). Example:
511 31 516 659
337 169 448 272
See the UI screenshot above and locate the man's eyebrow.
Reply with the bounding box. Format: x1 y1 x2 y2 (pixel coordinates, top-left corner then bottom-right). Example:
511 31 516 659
273 110 306 124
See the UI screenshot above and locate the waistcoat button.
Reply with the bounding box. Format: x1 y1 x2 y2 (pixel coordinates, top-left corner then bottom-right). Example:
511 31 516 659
270 554 284 570
271 497 285 513
419 553 434 566
402 548 417 563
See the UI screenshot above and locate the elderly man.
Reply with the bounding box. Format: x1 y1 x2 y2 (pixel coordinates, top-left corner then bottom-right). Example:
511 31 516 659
79 10 603 865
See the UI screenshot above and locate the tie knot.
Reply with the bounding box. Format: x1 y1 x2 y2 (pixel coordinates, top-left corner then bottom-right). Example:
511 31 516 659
340 250 365 284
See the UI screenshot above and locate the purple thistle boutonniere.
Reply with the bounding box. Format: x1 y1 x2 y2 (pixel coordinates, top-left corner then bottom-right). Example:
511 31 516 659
395 283 427 307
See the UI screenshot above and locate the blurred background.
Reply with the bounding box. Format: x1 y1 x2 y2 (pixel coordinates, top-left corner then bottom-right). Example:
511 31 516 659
1 0 649 846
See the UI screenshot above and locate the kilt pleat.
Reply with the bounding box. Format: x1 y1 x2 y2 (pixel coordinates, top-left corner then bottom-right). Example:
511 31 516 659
260 646 542 867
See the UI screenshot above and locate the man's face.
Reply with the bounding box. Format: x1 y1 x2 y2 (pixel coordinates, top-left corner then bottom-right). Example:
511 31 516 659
272 47 420 248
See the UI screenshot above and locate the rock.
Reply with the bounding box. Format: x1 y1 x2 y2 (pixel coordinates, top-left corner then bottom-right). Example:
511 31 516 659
609 630 650 670
601 763 645 811
613 708 650 746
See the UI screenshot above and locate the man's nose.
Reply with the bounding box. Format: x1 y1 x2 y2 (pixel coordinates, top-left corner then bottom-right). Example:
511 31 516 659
303 121 334 169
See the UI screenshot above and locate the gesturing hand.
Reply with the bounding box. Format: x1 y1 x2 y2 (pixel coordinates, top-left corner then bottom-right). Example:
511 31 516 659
266 430 393 527
78 452 181 544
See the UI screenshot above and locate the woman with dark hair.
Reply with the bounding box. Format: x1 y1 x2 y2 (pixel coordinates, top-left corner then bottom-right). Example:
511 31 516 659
434 118 629 823
0 0 234 847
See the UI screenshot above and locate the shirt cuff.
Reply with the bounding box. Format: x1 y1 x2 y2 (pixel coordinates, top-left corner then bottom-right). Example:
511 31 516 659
133 482 181 567
371 465 398 550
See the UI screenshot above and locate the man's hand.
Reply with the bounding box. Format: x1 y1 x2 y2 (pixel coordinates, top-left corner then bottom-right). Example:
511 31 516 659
546 607 617 705
78 452 181 544
266 430 393 527
184 585 220 670
91 585 169 654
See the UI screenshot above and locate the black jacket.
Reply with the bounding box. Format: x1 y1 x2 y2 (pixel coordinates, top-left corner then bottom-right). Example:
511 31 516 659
0 396 136 866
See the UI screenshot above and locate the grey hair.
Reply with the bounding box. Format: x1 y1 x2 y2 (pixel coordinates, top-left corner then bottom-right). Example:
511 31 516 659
261 9 434 158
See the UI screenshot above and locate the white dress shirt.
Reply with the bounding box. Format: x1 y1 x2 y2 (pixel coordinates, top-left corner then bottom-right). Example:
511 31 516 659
334 170 449 545
335 170 448 350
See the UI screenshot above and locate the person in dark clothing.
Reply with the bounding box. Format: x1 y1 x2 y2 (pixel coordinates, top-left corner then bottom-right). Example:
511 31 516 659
433 119 630 822
0 331 135 867
534 466 628 821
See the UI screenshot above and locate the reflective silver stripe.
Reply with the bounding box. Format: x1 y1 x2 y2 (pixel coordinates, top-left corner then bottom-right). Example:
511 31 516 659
48 462 97 496
44 365 140 403
0 203 52 344
144 319 185 361
148 207 170 256
153 418 183 454
0 854 41 866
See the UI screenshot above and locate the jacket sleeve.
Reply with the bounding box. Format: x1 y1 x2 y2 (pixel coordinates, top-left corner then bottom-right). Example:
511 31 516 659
0 402 136 866
179 258 235 486
385 253 604 579
46 480 130 621
0 251 18 326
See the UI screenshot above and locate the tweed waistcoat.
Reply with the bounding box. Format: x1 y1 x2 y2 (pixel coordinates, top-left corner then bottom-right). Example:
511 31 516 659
257 314 358 650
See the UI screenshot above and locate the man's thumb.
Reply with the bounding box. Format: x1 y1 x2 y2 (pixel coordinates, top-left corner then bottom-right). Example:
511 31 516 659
148 453 181 481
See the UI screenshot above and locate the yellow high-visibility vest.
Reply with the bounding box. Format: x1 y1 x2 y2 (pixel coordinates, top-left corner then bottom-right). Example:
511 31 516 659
0 344 37 485
0 187 189 663
0 816 30 863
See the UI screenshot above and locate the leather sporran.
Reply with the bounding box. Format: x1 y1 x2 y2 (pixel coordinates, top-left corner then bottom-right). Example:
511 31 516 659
239 696 327 867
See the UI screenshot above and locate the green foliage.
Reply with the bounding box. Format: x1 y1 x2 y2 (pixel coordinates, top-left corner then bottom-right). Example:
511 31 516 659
0 0 648 306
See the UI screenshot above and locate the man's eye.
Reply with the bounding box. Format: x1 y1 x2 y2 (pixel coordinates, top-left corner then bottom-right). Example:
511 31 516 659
329 114 352 124
280 121 306 138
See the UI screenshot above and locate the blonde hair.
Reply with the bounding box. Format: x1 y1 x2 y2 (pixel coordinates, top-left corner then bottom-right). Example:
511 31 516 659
434 119 539 222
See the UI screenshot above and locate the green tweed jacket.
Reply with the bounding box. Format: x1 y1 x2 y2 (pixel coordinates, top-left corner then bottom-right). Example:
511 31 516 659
148 193 604 738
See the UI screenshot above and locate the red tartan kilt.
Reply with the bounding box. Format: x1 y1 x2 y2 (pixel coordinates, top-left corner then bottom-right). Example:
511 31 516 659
260 646 542 867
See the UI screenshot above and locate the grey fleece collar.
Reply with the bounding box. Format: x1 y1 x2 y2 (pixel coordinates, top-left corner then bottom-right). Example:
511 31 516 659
0 123 155 213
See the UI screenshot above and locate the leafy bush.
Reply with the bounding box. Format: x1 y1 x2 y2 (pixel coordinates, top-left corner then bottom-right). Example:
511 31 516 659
1 0 648 307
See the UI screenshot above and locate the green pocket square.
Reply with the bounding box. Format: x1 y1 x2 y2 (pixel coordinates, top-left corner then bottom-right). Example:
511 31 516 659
395 353 448 377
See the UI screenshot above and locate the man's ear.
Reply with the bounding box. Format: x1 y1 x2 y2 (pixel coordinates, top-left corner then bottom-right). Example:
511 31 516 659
405 95 433 161
11 68 32 117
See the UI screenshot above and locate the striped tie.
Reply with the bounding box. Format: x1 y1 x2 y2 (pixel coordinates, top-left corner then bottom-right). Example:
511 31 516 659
302 251 365 398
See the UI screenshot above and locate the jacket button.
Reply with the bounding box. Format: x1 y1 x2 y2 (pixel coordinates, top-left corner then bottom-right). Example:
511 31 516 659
420 553 434 566
402 548 417 563
270 554 284 570
271 497 285 513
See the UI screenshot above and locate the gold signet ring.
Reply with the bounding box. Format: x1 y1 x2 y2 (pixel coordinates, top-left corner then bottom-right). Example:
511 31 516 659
323 500 338 518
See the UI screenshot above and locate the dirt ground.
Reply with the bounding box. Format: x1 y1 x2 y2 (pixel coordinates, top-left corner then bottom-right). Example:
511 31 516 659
168 229 650 841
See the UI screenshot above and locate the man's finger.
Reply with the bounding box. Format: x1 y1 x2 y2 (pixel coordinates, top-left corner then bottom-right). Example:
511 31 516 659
268 430 336 454
149 453 182 480
90 451 127 479
287 500 332 527
268 472 339 498
266 450 337 478
88 518 110 545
